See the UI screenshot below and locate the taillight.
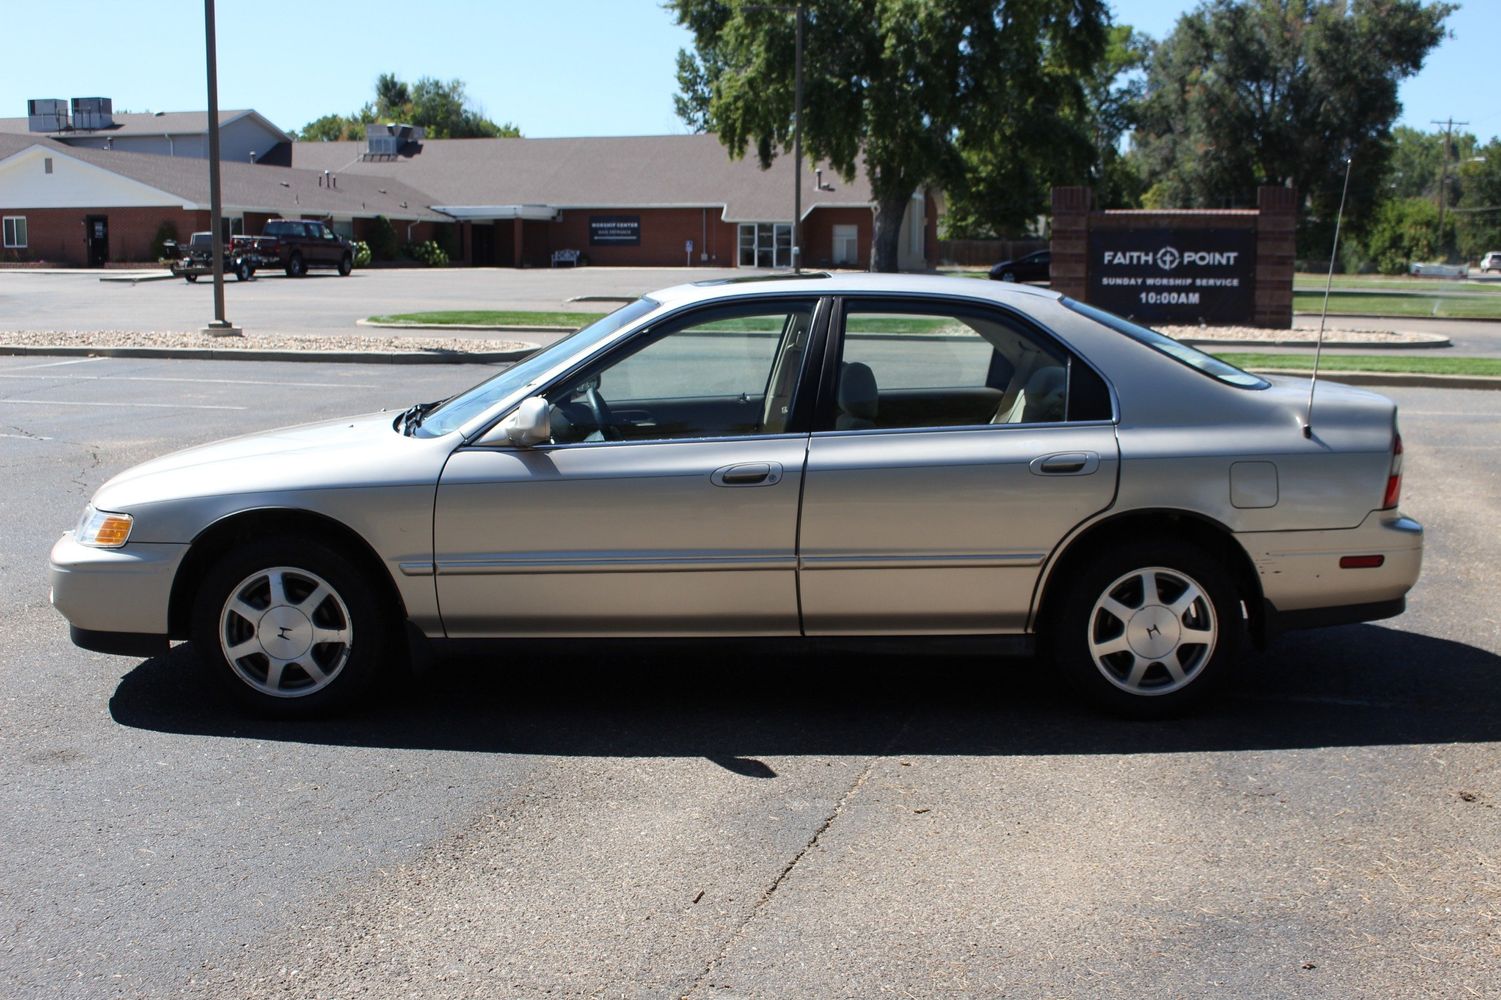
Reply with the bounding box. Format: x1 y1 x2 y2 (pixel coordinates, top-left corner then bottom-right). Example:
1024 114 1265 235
1382 431 1403 509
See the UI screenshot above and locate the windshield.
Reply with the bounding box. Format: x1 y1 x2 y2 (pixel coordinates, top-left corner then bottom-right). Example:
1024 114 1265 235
412 297 661 437
1061 298 1268 389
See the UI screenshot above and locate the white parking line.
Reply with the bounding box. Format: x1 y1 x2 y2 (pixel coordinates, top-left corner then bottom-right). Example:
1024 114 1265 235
0 373 379 389
0 431 53 440
4 357 107 370
0 399 246 411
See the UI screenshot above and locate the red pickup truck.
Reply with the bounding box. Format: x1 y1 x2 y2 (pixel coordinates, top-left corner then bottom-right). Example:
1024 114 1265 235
231 219 354 277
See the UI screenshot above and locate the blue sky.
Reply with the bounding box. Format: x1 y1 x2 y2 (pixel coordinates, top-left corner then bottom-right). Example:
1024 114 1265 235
0 1 1490 142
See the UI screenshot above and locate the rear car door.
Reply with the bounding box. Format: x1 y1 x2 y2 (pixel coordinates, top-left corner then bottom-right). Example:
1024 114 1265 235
797 296 1120 634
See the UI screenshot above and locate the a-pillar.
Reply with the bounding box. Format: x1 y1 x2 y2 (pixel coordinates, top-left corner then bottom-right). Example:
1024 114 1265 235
1255 186 1296 329
1050 186 1092 302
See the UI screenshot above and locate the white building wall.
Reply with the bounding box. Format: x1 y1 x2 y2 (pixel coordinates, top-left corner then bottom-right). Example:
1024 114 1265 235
0 146 181 209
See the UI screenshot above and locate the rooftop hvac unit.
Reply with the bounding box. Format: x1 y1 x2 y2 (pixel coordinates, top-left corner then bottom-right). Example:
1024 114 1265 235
26 98 69 132
367 135 401 156
71 97 114 130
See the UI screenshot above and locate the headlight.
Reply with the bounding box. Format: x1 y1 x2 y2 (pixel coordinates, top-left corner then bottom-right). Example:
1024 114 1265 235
75 507 134 548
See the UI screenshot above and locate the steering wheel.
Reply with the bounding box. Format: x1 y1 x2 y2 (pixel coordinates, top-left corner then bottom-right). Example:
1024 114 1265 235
584 385 622 440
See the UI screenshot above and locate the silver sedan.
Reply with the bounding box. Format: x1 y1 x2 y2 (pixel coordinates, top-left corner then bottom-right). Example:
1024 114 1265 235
49 274 1422 716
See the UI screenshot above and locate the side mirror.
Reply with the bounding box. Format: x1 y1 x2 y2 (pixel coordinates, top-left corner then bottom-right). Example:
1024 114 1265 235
482 396 551 447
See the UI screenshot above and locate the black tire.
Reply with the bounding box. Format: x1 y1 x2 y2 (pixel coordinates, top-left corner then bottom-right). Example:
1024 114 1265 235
1047 539 1243 717
190 535 393 717
286 252 306 278
234 260 251 282
337 253 353 276
184 273 197 283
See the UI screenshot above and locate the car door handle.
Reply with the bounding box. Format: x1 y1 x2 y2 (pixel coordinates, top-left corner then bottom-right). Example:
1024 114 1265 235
1029 452 1099 476
711 462 783 487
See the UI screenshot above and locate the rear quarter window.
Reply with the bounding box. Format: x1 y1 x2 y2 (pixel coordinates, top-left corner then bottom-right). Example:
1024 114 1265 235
1062 298 1269 389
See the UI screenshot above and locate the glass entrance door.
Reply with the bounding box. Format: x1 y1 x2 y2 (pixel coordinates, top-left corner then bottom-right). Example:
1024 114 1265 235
738 223 793 268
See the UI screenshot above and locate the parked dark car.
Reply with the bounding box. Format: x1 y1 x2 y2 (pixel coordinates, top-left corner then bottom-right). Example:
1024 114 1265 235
232 219 354 277
989 249 1051 284
167 232 252 283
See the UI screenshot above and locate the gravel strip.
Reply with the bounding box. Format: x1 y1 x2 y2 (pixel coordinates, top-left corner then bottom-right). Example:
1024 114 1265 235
0 329 534 353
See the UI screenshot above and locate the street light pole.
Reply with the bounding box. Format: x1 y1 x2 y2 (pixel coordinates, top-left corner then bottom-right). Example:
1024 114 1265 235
792 4 803 274
202 0 240 336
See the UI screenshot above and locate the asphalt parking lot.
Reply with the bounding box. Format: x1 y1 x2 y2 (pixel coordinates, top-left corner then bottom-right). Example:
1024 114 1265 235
6 267 1501 356
1 355 1498 998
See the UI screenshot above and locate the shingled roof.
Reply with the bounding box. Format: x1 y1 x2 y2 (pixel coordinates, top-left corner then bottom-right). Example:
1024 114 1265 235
292 134 875 221
0 109 290 143
0 134 441 221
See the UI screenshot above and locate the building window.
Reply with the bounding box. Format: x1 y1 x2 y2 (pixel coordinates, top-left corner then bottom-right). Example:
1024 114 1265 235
737 222 793 268
2 216 27 249
832 224 859 265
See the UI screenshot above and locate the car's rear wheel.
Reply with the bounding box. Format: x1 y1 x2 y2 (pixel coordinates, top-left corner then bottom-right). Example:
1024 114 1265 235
337 253 353 276
184 273 197 283
190 537 388 716
234 260 251 282
1049 540 1242 716
286 252 306 278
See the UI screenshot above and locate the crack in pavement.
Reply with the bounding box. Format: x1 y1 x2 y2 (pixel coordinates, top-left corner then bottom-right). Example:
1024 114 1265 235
683 713 913 998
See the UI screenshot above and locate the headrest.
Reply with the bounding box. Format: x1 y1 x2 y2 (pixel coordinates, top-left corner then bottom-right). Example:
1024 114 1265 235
838 362 879 420
1022 365 1066 422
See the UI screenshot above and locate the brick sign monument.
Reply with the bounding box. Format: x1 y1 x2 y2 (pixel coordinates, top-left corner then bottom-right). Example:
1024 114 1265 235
1050 186 1296 328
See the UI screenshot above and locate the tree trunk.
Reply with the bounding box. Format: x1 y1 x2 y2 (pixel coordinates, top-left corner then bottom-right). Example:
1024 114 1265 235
871 189 911 273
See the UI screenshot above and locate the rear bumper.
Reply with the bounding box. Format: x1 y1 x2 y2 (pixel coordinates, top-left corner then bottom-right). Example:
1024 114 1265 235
1237 510 1423 623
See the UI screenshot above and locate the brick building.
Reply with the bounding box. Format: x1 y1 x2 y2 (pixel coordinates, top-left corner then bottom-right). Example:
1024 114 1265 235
0 133 441 266
0 105 938 270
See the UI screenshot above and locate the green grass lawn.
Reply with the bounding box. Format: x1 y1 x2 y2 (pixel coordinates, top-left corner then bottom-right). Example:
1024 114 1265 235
1292 273 1501 294
1218 352 1501 377
367 310 606 327
1291 290 1501 319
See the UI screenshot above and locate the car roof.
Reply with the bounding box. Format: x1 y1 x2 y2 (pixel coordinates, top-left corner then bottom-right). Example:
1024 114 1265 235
646 272 1063 309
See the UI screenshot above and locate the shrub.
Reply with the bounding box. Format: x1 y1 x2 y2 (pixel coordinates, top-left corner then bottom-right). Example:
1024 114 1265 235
401 240 449 267
350 240 372 268
368 216 399 261
150 220 180 261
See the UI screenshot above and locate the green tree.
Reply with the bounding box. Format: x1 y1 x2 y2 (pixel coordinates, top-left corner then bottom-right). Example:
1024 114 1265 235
1362 196 1440 274
1132 0 1452 254
671 0 1110 270
1455 139 1501 260
297 74 519 142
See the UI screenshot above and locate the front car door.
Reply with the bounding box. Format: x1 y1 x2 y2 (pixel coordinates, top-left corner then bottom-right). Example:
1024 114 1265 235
433 297 823 637
797 296 1120 634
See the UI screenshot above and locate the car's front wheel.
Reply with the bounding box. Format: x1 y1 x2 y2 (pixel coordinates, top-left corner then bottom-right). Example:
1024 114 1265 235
190 537 389 716
1049 540 1242 716
337 253 353 276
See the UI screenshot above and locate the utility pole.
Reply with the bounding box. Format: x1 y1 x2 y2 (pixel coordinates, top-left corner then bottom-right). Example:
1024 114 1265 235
1432 117 1468 263
202 0 240 336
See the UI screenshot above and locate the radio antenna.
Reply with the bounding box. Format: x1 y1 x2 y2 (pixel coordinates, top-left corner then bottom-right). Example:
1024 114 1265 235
1305 156 1353 438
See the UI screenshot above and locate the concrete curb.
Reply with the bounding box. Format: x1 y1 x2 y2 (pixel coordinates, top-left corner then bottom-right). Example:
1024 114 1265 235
357 319 575 334
0 344 534 364
1252 369 1501 391
1184 335 1452 350
98 272 177 284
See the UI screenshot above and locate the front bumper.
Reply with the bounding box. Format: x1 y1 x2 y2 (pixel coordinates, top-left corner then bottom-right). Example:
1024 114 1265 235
1237 509 1423 626
49 533 189 652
